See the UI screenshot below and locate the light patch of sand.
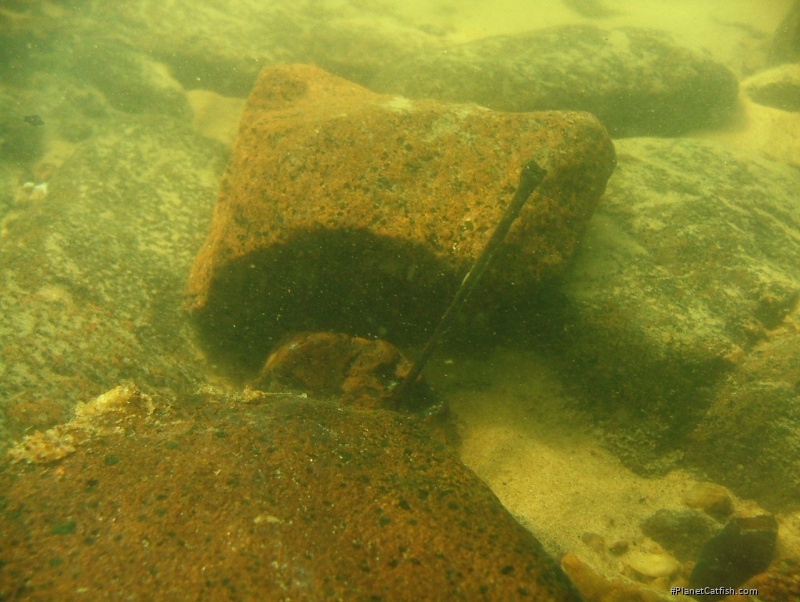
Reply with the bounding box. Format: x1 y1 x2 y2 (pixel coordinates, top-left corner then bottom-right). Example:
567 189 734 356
187 89 246 147
426 347 800 588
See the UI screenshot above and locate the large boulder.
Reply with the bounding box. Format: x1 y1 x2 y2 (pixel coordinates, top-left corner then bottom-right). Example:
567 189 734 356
186 64 616 374
53 0 443 97
543 137 800 497
0 386 583 601
370 26 739 138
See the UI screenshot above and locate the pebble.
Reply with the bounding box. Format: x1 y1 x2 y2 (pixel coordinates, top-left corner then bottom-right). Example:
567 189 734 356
684 481 734 520
626 551 682 579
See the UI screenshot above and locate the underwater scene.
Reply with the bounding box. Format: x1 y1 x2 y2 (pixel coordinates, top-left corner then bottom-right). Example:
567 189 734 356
2 0 800 600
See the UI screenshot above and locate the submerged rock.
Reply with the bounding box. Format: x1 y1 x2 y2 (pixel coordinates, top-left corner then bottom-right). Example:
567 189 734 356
683 482 734 521
769 0 800 65
641 509 719 561
255 331 432 412
545 137 800 483
186 63 615 374
0 386 583 601
689 513 778 599
0 117 226 450
370 26 739 138
726 557 800 602
80 0 443 96
742 64 800 112
686 304 800 510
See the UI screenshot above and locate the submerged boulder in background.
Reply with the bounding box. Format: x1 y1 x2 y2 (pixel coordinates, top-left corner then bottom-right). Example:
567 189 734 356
370 26 739 138
544 137 800 504
769 0 800 65
186 64 616 374
84 0 443 96
742 63 800 112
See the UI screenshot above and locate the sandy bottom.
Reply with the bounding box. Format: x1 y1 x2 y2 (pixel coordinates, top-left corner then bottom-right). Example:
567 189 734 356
425 347 800 587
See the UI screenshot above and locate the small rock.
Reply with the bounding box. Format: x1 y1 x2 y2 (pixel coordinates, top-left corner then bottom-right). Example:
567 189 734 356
641 508 720 561
689 512 779 600
255 331 431 411
626 550 682 580
684 481 734 520
581 531 606 553
562 553 662 601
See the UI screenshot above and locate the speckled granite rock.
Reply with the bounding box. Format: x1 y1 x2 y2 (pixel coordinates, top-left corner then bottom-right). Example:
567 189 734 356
370 26 739 138
0 116 226 449
186 64 615 373
543 137 800 478
0 386 583 601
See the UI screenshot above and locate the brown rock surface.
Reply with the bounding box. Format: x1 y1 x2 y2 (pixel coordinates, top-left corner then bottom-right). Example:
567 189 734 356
255 331 430 412
186 64 615 372
0 386 582 601
561 554 661 602
721 558 800 601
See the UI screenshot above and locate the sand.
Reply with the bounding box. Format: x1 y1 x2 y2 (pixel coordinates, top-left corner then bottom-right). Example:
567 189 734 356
426 347 800 589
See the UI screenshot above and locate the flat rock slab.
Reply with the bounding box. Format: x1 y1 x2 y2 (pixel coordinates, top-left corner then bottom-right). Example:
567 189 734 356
0 117 226 449
370 26 739 137
550 137 800 475
186 64 615 372
0 386 582 601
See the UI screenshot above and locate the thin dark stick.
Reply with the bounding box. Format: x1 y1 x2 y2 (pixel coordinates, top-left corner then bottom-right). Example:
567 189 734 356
393 160 547 403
